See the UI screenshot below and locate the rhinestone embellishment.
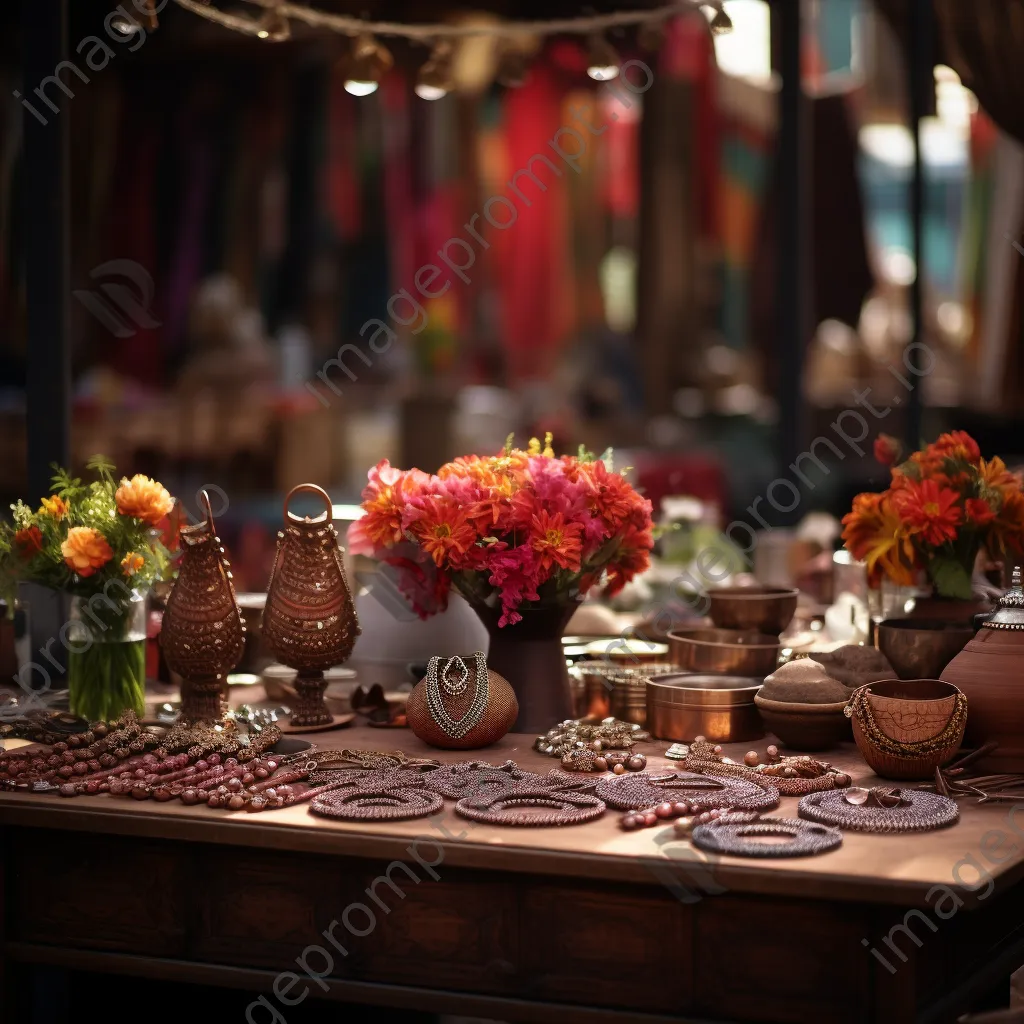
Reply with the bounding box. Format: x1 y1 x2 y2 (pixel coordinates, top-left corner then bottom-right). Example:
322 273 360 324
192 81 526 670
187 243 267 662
425 652 490 740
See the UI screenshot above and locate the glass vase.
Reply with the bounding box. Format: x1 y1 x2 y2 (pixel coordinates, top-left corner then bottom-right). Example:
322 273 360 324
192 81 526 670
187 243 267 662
67 590 147 722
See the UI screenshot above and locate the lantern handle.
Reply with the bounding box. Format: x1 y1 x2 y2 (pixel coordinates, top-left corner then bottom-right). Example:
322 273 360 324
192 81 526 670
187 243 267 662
283 483 333 524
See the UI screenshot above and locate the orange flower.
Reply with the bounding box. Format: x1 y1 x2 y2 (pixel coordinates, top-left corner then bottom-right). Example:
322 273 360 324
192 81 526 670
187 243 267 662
894 478 962 547
842 493 917 586
979 456 1019 497
115 475 173 525
965 498 996 526
38 495 68 519
530 509 583 574
14 525 43 559
408 498 478 567
61 527 114 578
121 552 145 576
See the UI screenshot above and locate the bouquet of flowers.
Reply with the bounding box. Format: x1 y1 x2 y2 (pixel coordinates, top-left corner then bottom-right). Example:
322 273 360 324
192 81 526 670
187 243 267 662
349 436 654 627
0 456 174 720
842 431 1024 600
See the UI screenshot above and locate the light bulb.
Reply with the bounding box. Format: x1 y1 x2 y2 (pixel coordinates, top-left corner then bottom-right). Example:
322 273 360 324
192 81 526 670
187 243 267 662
344 80 379 97
256 5 290 42
415 41 454 101
586 34 620 81
342 34 393 97
110 14 141 36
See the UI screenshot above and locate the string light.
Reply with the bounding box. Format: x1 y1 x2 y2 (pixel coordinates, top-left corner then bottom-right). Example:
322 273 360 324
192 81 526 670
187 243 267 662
415 41 454 101
256 3 290 41
586 34 620 81
343 33 393 97
173 0 718 42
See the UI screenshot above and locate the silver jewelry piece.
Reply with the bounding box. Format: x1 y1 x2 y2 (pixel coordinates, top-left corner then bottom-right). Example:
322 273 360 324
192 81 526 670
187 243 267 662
425 651 489 739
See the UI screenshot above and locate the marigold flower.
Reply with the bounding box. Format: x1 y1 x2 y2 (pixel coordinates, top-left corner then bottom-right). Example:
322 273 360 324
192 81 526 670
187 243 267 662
115 475 174 525
14 525 43 559
38 495 68 519
62 527 114 578
121 552 145 576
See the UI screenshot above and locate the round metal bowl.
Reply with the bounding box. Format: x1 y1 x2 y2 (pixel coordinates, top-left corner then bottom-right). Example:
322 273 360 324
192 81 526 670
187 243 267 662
667 628 781 677
646 672 764 743
707 586 799 634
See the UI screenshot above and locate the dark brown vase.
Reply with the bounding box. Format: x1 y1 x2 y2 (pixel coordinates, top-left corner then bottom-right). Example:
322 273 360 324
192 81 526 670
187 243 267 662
263 485 360 727
907 595 994 625
942 566 1024 771
160 491 245 725
467 599 580 734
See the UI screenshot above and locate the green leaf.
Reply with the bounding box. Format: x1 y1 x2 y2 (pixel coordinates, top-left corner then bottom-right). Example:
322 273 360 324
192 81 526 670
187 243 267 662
929 556 974 600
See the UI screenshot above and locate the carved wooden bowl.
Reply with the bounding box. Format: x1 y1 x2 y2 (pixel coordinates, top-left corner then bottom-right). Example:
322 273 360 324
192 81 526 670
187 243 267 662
850 679 965 780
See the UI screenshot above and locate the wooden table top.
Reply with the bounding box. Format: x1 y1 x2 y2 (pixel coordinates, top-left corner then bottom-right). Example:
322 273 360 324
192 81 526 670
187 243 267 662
2 723 1021 908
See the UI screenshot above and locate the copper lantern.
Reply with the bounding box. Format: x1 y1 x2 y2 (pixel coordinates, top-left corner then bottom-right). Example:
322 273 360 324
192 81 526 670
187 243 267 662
160 490 245 726
262 484 360 727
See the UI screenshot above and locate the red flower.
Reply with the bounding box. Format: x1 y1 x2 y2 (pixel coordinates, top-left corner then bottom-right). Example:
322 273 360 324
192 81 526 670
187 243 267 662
873 434 902 467
894 479 962 547
965 497 996 526
529 509 583 575
14 525 43 559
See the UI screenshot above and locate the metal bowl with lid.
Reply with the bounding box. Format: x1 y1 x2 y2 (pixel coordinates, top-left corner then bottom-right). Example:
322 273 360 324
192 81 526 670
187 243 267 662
646 672 764 743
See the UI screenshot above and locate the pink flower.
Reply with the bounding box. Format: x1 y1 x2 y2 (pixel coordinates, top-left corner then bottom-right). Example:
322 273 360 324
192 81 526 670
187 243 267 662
487 545 542 626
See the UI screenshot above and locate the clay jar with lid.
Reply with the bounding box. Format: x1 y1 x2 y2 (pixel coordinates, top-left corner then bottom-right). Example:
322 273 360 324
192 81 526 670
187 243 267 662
941 567 1024 772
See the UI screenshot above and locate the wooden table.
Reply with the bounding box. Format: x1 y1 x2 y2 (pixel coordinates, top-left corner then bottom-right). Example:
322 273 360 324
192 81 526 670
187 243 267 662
3 726 1024 1024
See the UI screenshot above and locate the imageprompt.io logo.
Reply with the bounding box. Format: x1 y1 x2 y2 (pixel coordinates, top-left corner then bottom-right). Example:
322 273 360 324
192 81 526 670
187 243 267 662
73 259 161 337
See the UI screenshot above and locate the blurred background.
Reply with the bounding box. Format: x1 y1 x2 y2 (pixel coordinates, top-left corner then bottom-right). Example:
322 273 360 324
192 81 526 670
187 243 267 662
1 0 1023 595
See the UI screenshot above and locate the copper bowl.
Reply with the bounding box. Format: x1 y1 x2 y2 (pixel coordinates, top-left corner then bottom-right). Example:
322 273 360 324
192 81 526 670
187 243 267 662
646 673 763 743
668 628 781 677
754 695 851 751
707 586 799 634
877 619 974 681
849 678 965 780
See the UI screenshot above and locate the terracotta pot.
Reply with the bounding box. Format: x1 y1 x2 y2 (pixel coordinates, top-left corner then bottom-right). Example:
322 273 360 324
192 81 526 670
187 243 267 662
468 599 579 734
941 568 1024 772
876 619 975 680
849 678 965 780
